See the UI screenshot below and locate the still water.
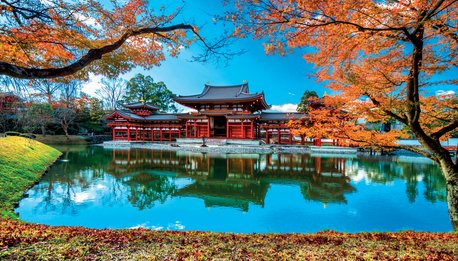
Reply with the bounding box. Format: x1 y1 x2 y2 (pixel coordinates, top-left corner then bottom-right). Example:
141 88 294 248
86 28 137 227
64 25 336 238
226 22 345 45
17 146 452 232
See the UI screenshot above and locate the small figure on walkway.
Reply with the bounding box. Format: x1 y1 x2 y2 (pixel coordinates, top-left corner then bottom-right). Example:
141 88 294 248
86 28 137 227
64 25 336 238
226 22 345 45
201 136 208 147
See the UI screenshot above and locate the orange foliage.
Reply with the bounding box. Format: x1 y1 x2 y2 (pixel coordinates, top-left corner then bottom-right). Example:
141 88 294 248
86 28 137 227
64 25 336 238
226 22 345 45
0 0 194 78
288 96 408 148
230 0 457 166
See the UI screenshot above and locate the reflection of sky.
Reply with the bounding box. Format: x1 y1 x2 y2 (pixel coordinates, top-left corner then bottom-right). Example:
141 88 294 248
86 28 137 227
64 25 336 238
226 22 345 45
73 184 108 204
16 149 452 233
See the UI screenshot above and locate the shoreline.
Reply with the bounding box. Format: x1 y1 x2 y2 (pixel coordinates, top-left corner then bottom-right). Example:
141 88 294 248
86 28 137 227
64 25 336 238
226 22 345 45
1 138 457 259
101 141 360 155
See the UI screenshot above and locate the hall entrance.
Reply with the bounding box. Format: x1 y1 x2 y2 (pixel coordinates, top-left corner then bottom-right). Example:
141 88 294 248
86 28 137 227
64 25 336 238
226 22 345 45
211 116 227 137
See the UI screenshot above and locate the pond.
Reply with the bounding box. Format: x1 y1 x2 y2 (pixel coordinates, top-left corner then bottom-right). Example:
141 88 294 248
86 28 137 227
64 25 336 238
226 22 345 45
16 146 453 233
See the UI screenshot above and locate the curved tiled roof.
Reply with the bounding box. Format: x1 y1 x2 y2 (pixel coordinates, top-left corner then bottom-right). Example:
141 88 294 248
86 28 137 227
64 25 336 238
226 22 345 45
259 112 307 121
144 113 184 121
123 102 160 111
104 111 183 122
104 110 145 121
174 83 269 110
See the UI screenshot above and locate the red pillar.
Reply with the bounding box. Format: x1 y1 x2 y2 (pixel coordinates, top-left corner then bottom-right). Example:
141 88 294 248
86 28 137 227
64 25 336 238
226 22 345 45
226 120 229 138
135 128 138 141
151 129 154 141
193 121 197 138
160 128 163 142
185 122 188 138
241 120 245 139
266 130 269 144
289 133 292 144
127 127 131 141
277 129 281 144
169 129 172 141
112 128 115 141
250 121 254 139
207 119 210 138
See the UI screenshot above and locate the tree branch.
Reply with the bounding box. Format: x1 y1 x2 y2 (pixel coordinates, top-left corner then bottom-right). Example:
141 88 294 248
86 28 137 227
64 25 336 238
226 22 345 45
431 120 458 140
0 23 196 79
383 145 438 162
365 92 407 124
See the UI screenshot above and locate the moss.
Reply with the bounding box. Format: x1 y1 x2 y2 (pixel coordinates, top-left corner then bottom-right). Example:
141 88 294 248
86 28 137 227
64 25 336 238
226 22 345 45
0 136 61 217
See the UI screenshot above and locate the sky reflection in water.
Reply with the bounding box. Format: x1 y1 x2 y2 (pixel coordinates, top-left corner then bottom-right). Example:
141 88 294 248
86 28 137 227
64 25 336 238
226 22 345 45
17 146 452 233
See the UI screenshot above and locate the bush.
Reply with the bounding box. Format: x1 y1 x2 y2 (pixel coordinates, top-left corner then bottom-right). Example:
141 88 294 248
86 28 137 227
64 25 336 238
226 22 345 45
19 133 36 139
5 131 20 136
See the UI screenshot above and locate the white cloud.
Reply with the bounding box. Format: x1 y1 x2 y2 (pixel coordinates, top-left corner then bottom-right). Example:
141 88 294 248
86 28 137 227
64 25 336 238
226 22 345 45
167 221 185 230
436 90 456 97
82 73 102 97
270 103 298 112
72 191 96 204
73 13 99 28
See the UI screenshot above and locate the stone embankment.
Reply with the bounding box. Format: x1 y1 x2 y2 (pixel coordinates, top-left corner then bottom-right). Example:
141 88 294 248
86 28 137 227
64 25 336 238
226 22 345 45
102 141 359 154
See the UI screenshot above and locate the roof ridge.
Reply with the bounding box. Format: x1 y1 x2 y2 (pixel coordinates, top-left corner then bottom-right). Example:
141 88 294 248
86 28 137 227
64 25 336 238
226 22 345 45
198 85 211 98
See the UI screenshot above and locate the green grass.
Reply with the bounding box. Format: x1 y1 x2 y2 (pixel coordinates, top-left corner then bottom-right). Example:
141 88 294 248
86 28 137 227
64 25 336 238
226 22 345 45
0 136 61 218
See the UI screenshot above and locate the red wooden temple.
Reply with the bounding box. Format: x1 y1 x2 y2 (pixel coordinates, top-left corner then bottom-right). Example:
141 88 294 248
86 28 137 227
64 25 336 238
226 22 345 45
104 83 311 144
104 102 183 142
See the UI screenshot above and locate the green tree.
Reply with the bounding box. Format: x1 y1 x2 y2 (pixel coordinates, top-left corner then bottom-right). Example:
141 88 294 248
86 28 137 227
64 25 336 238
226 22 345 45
124 74 177 112
74 93 105 134
297 90 319 113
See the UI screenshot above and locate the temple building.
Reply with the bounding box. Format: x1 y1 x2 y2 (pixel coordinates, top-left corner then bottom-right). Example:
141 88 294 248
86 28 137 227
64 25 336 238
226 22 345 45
104 83 308 144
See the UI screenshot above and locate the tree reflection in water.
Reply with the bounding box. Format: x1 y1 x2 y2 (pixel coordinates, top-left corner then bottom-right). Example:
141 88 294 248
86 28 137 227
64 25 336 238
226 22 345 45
24 146 446 216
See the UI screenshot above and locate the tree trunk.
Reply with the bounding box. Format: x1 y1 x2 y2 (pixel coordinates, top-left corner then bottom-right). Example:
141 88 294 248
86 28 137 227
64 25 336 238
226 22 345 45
63 127 69 140
41 125 46 136
440 160 458 231
448 181 458 231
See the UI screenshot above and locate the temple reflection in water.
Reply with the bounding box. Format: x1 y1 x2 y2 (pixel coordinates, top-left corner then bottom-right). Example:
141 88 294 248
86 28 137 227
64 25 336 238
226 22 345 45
18 146 450 232
106 148 355 211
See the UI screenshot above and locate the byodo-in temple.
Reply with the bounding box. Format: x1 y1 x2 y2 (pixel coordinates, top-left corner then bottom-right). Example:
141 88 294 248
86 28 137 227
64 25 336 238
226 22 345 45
104 83 308 144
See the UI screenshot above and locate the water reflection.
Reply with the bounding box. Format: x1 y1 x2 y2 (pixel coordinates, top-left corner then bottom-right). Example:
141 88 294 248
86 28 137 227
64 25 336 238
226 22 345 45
17 146 450 232
104 149 358 211
30 147 447 212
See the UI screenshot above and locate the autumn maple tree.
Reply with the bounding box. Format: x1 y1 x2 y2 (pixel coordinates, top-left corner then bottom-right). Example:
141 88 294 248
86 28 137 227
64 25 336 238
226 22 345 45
228 0 458 228
0 0 225 79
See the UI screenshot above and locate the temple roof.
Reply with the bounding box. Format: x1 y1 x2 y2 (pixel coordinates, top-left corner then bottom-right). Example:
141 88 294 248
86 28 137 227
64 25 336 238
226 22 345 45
174 83 269 110
123 102 160 111
104 110 145 121
176 114 208 120
144 114 183 121
104 110 183 122
259 112 306 121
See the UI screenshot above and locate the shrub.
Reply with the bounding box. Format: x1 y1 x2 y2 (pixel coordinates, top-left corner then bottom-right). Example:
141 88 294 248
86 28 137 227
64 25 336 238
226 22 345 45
5 131 20 136
19 133 36 139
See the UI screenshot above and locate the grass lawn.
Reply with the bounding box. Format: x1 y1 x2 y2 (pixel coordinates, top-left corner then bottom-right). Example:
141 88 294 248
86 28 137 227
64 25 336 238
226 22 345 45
0 136 61 218
0 137 457 259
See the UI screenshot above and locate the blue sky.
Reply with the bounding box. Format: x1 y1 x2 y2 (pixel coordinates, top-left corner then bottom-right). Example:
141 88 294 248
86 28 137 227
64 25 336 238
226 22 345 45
83 0 456 112
83 0 325 112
